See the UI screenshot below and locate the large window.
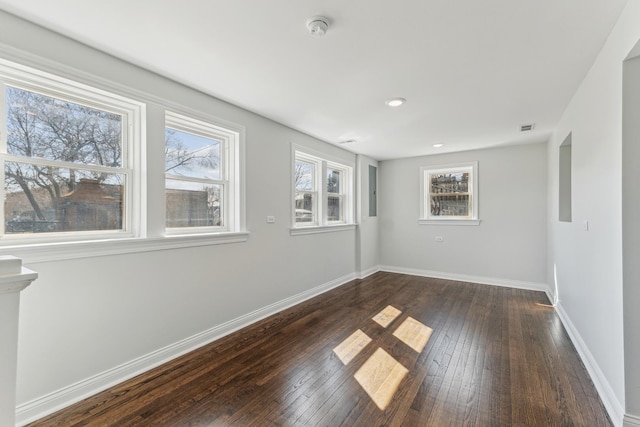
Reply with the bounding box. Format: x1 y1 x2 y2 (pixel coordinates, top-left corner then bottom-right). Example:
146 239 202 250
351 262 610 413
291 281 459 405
419 162 479 225
293 149 353 230
0 58 246 257
165 111 239 233
0 62 142 241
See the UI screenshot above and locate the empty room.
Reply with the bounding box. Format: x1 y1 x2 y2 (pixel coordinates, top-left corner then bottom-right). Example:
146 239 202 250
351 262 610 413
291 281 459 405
0 1 639 426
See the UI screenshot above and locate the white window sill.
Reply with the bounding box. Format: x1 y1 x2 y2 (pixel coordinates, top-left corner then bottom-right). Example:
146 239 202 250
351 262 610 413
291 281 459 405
418 219 481 226
0 231 250 264
290 224 356 236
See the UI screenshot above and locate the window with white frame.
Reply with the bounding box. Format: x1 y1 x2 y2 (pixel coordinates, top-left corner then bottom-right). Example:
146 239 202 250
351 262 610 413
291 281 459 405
293 149 353 229
326 166 345 222
419 162 479 224
0 57 246 259
0 60 142 241
165 111 239 234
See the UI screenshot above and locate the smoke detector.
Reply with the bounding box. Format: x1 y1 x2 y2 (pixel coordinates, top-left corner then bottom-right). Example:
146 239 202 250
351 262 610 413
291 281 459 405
306 16 329 37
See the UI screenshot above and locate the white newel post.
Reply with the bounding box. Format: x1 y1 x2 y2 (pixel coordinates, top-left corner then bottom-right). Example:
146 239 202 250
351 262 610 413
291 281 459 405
0 256 37 427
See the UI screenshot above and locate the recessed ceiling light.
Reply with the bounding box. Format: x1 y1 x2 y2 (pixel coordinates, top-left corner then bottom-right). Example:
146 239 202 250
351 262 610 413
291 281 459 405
385 97 406 107
433 143 444 148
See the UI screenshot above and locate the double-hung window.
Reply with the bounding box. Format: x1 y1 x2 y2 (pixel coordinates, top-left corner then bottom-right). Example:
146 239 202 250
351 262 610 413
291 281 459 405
326 166 346 222
165 111 240 234
294 156 317 225
293 148 353 231
419 161 480 225
0 60 143 242
0 57 246 261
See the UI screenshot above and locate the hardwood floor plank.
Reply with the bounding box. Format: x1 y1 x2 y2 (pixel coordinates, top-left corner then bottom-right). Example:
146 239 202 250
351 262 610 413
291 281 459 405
27 273 612 427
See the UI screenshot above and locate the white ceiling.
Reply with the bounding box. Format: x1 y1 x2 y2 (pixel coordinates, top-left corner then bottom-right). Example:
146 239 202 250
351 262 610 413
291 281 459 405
0 0 629 160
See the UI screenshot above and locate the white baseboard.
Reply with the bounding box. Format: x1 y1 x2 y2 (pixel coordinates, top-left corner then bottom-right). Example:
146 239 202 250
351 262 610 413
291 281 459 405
17 268 622 426
554 302 625 427
16 272 357 426
625 413 640 426
357 265 381 279
379 265 624 425
379 265 551 294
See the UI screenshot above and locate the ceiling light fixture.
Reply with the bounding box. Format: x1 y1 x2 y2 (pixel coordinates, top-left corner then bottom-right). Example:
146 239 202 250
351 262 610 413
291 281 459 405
306 16 329 37
338 139 357 144
433 143 444 148
385 97 406 107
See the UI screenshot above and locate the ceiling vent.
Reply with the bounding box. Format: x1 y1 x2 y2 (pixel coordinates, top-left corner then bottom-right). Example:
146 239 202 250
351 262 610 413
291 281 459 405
520 123 535 132
338 139 357 144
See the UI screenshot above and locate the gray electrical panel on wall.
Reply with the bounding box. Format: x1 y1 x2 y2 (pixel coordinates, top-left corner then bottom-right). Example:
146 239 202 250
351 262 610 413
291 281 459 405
369 165 377 217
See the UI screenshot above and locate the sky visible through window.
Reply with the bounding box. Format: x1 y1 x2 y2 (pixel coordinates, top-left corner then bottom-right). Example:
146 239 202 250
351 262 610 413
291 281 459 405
165 128 221 181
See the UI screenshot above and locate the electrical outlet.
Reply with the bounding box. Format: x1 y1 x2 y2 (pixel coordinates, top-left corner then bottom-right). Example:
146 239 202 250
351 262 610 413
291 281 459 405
266 216 275 224
435 236 444 242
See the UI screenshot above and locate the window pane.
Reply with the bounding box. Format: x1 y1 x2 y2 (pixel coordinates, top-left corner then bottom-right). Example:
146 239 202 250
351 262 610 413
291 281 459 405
430 194 469 217
4 162 124 233
165 128 221 180
295 192 315 223
328 195 342 222
166 179 222 227
428 171 470 217
6 86 123 167
295 161 314 191
430 172 468 194
327 169 341 194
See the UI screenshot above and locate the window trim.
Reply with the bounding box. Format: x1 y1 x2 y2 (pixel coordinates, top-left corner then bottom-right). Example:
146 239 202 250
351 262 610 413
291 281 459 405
0 53 248 260
326 163 348 224
0 231 251 264
164 110 239 235
0 59 145 243
290 223 355 236
419 161 480 225
292 146 354 234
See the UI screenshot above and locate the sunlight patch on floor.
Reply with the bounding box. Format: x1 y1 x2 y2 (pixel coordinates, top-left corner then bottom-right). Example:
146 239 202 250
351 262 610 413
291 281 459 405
334 307 433 410
392 316 433 353
535 302 555 308
372 305 402 328
333 329 372 365
354 348 409 410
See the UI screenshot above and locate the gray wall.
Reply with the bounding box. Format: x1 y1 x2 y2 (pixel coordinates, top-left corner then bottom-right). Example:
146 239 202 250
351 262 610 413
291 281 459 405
0 10 369 422
623 43 640 422
546 2 640 423
379 143 548 286
5 2 640 425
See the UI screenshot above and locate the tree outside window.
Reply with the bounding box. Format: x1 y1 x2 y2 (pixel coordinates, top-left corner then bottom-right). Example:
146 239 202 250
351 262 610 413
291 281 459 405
4 86 127 234
164 111 236 233
293 149 353 228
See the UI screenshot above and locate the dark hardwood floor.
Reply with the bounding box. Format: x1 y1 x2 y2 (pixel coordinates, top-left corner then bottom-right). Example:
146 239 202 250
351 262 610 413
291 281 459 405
28 272 612 426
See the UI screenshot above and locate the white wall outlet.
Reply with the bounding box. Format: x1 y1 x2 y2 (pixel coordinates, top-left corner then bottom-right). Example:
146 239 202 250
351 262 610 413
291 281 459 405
435 236 444 242
266 216 276 224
